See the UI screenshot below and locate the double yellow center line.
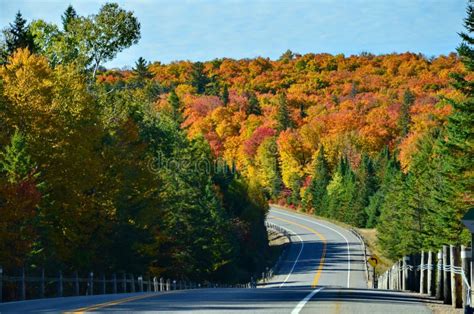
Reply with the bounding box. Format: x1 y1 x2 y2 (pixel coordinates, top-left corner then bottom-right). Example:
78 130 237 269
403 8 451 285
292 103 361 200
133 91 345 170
269 215 327 288
71 215 327 312
71 293 158 313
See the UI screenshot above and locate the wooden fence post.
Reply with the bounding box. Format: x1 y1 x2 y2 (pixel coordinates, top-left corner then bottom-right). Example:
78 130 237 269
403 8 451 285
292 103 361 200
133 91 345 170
123 273 127 293
451 245 462 308
436 250 443 300
420 251 425 294
20 268 26 301
102 274 106 294
131 274 135 293
387 269 390 289
0 266 3 303
113 273 117 294
471 262 474 311
461 245 470 310
403 256 409 291
413 254 419 292
427 251 434 296
74 271 79 296
90 272 94 296
58 270 63 297
443 245 452 304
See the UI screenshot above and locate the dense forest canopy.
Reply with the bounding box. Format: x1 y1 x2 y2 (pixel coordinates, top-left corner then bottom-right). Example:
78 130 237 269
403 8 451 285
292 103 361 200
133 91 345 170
0 4 268 283
0 1 472 276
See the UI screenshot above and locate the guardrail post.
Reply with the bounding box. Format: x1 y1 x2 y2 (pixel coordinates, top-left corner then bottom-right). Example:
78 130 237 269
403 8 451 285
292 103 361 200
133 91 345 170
443 245 452 304
131 274 135 292
147 275 151 292
153 277 157 292
0 266 3 303
123 273 127 293
139 276 143 292
436 250 443 300
420 251 425 294
390 266 394 289
58 270 63 297
90 272 94 296
160 277 163 291
402 256 409 291
451 245 462 308
113 273 117 294
385 270 389 289
20 267 26 300
102 274 106 294
411 254 417 291
40 268 45 298
74 271 79 296
166 279 170 291
172 280 176 290
427 251 435 296
471 261 474 312
461 245 470 310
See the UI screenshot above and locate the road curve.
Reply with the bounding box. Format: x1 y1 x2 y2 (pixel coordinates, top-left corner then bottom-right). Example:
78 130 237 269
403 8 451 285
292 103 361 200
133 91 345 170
0 206 434 313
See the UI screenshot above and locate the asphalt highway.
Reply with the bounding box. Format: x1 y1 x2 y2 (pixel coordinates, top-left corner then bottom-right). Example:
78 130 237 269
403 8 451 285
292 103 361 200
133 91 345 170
0 206 434 313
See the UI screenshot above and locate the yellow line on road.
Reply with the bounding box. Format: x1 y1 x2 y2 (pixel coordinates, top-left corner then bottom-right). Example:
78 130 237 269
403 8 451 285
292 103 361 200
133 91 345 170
269 216 327 288
70 293 159 313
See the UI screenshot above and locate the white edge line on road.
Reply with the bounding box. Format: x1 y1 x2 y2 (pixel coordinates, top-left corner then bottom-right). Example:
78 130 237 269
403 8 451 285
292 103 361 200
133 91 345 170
269 223 304 288
291 287 324 314
273 209 351 288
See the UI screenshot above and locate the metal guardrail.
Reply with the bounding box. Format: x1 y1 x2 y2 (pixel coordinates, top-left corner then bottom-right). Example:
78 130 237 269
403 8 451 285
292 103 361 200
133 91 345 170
350 228 370 283
262 222 292 283
0 266 253 303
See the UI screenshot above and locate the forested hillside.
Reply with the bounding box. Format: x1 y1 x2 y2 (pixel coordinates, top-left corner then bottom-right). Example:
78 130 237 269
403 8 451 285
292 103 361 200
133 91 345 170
98 8 472 259
0 1 472 276
0 4 268 283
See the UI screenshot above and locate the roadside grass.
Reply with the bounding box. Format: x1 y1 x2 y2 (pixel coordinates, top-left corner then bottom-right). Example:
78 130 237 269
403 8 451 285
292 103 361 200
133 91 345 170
356 228 393 275
266 228 290 269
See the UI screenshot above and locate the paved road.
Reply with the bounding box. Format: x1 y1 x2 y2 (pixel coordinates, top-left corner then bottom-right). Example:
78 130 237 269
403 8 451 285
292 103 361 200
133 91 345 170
0 207 434 313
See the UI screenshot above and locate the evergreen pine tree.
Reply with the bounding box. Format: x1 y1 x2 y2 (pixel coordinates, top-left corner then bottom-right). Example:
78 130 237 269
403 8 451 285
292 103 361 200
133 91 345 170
4 11 36 54
353 153 376 226
190 61 209 94
247 92 262 116
366 148 397 227
220 84 229 106
399 89 415 137
1 130 36 183
276 93 293 131
168 89 182 122
308 146 330 215
132 57 152 83
376 169 408 259
431 2 474 245
61 5 78 31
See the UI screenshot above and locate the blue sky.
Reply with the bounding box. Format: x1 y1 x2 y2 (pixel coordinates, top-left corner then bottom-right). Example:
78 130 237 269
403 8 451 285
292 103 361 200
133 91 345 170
0 0 467 68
